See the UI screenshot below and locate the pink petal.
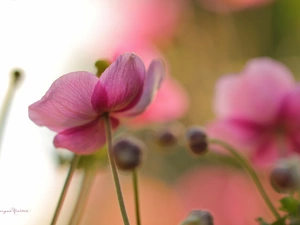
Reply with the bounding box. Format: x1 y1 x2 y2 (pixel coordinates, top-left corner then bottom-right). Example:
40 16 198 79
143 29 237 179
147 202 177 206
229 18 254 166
91 53 146 113
207 118 263 154
29 72 99 132
118 59 165 117
130 77 189 124
54 117 119 155
214 58 295 124
281 86 300 130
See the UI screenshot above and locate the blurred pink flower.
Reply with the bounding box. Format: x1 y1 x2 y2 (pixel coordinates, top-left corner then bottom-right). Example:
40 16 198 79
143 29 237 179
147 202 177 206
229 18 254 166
112 0 185 43
108 41 189 125
28 53 164 154
208 58 300 165
81 171 185 225
176 167 279 225
198 0 273 13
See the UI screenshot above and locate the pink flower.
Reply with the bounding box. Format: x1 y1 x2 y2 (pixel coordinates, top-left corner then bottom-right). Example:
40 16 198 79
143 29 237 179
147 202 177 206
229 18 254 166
208 58 300 165
28 53 165 155
198 0 273 13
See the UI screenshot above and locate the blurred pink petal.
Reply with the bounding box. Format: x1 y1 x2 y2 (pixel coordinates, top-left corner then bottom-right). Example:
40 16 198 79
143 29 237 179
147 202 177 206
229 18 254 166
209 57 300 165
29 72 98 132
176 167 279 225
29 52 165 154
132 77 190 124
214 58 294 123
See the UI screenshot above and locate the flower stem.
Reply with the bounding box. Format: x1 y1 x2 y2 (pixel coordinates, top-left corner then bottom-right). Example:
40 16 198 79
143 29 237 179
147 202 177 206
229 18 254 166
0 70 22 153
132 169 141 225
103 113 130 225
51 154 80 225
209 139 281 221
68 167 96 225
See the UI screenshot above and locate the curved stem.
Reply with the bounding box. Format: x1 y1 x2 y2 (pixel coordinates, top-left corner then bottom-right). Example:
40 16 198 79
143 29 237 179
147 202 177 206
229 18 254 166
132 169 141 225
103 113 130 225
51 154 80 225
209 139 281 220
68 167 96 225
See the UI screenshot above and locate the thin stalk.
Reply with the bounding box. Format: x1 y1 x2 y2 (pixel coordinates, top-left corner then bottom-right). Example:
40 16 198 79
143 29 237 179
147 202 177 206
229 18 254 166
0 70 22 153
209 139 281 221
68 167 96 225
51 154 80 225
103 113 130 225
132 169 141 225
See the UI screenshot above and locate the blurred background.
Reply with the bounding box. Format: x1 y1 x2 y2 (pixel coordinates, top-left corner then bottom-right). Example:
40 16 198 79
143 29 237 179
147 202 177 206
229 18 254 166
0 0 299 224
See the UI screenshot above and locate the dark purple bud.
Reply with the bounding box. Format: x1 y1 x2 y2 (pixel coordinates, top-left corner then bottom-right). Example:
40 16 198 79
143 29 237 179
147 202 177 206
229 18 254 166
180 210 213 225
156 128 177 147
270 166 296 193
186 126 208 155
112 137 145 171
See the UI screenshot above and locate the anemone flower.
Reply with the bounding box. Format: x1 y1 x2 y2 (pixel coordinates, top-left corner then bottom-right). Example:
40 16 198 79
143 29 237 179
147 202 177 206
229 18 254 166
28 52 165 155
208 58 300 165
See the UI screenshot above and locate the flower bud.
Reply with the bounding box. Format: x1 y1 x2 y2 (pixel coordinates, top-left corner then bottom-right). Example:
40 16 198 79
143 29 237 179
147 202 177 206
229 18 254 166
186 126 208 155
180 210 213 225
11 69 23 85
270 156 300 193
156 128 177 147
112 137 145 171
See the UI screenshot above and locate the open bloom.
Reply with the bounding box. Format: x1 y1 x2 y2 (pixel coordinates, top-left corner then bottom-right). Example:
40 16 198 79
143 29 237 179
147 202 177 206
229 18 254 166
28 53 165 154
208 58 300 165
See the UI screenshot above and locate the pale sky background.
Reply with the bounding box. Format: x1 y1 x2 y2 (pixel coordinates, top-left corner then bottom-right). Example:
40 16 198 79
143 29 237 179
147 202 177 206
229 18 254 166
0 1 125 224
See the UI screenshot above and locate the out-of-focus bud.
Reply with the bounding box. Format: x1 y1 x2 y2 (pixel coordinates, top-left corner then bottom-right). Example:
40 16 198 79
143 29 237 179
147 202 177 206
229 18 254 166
270 156 300 193
11 69 23 85
112 137 146 171
185 126 208 155
180 210 213 225
156 123 183 147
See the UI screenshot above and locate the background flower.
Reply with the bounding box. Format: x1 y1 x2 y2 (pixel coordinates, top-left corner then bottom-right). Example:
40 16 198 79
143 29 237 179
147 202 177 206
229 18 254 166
208 58 300 165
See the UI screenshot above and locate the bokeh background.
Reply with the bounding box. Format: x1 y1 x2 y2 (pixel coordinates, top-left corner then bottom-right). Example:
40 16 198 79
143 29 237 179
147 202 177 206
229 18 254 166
0 0 299 224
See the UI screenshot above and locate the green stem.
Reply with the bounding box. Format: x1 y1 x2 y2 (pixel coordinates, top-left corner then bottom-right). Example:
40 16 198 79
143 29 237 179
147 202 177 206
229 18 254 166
132 169 141 225
0 71 21 153
209 139 281 221
68 167 96 225
51 154 80 225
103 113 130 225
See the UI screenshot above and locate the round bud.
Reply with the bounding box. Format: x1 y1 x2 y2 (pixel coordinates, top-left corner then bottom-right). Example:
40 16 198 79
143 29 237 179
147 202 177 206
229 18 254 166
270 166 296 193
180 210 213 225
156 129 177 147
186 126 208 155
112 137 145 171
